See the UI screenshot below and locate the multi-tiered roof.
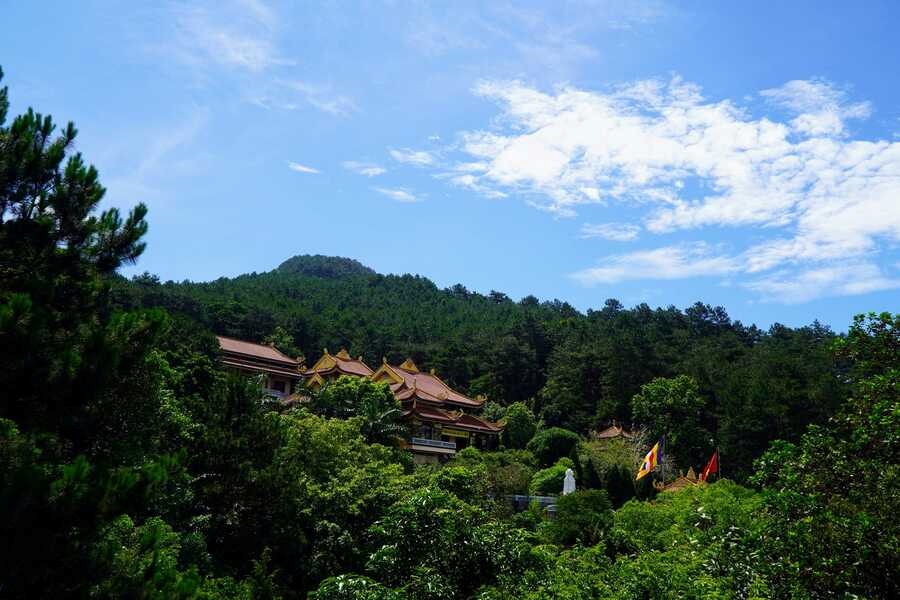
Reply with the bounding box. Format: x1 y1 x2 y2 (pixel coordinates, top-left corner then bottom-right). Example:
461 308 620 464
371 358 501 434
303 348 374 387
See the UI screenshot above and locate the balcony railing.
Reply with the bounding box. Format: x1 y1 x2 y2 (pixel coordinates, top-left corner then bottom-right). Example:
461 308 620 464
410 437 457 450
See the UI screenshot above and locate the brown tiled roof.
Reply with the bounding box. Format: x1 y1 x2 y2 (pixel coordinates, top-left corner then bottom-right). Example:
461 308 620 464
217 336 301 378
218 336 297 364
594 424 635 440
402 402 502 433
303 348 374 378
655 467 703 493
386 363 483 409
221 356 303 378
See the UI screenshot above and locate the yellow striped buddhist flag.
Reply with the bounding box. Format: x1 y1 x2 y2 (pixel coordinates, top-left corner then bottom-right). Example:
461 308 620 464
635 441 660 480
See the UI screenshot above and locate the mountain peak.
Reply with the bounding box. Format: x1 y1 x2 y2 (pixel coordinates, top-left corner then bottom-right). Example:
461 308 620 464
276 255 376 279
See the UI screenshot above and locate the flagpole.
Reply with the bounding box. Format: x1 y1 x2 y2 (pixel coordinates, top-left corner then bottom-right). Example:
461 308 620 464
714 448 720 481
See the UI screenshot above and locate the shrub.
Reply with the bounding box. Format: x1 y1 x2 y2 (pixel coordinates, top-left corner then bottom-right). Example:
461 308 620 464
543 489 613 546
529 458 575 496
526 428 580 467
501 402 537 449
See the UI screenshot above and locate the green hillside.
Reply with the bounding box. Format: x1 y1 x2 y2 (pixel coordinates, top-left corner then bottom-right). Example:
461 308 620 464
114 254 844 479
2 68 897 599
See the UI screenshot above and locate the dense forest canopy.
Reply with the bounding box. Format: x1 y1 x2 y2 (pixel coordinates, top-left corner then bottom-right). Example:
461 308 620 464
1 68 897 599
115 253 845 479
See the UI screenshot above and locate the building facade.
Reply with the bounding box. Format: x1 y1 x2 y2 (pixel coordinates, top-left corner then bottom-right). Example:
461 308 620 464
216 336 303 399
305 351 502 464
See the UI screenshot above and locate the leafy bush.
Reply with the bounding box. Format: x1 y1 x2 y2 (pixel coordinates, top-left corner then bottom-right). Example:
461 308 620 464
543 489 613 546
501 402 537 449
526 428 580 467
529 457 575 495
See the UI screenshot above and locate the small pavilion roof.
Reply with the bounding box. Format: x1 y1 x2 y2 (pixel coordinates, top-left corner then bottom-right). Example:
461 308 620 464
655 467 704 493
593 423 635 440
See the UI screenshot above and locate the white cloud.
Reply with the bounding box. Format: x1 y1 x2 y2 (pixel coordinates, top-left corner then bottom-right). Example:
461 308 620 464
424 75 900 302
342 161 387 177
579 222 640 241
390 148 435 166
743 262 900 304
571 242 739 285
374 187 422 203
760 78 871 136
287 161 319 174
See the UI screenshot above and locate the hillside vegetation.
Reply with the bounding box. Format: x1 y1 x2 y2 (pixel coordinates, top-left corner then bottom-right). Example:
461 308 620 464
1 68 897 598
116 253 845 480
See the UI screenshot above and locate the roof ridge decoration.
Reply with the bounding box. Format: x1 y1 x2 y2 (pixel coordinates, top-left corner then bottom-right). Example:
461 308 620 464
335 348 351 360
399 357 419 373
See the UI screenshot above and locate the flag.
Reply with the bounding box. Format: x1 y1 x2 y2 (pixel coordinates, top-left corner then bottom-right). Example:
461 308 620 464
699 450 719 482
635 441 660 480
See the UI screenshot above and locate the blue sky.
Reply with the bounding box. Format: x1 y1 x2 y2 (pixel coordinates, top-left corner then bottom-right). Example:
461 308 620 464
3 1 899 329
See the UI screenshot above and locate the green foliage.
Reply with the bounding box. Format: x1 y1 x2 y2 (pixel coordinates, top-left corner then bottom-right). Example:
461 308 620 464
310 574 402 600
579 439 639 507
526 427 580 467
87 515 254 599
631 375 713 470
529 457 575 496
450 447 536 496
311 376 404 445
365 487 539 598
277 254 376 279
750 313 899 599
501 402 537 449
543 489 613 547
263 325 303 362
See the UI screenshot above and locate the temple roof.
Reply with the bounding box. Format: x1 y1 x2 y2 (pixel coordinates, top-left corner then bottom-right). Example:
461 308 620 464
304 348 374 378
217 336 302 378
402 401 502 433
218 335 298 364
654 467 704 493
373 359 484 409
593 423 635 440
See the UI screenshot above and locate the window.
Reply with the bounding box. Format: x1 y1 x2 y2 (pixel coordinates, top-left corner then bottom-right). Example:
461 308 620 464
271 380 286 393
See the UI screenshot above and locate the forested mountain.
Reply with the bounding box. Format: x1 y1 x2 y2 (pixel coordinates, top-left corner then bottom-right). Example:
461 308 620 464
2 68 897 599
114 254 845 479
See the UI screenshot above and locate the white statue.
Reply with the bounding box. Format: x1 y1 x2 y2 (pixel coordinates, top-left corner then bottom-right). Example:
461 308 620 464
562 468 576 495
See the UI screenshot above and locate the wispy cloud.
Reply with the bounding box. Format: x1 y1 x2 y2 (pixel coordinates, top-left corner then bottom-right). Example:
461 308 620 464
249 80 357 116
287 161 319 174
390 148 435 166
102 109 211 209
744 262 900 304
148 2 356 117
421 75 900 302
580 222 640 241
571 242 739 285
343 161 386 177
374 187 422 203
165 1 290 73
